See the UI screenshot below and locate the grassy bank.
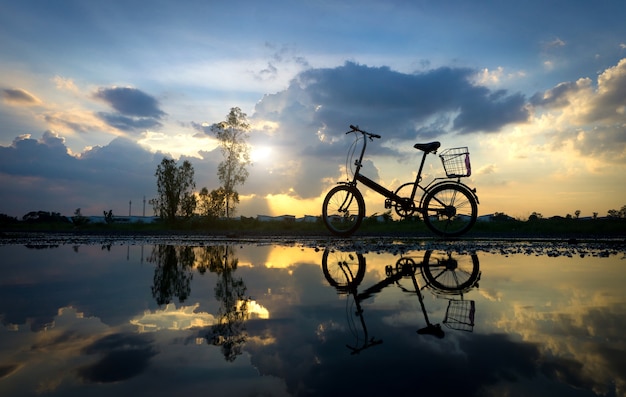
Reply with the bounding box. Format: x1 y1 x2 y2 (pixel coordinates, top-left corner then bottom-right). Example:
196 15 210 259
2 216 625 239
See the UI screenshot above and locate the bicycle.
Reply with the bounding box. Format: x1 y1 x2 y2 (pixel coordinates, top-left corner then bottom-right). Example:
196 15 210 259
322 125 479 237
321 248 480 340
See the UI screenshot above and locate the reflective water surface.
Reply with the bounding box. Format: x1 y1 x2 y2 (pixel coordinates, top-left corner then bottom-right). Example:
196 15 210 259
1 239 625 397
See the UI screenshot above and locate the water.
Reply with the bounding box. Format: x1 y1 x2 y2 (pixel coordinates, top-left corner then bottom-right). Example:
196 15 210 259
0 239 624 397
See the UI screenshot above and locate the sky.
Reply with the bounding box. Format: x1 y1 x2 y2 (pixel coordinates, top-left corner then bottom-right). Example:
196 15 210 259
1 0 625 220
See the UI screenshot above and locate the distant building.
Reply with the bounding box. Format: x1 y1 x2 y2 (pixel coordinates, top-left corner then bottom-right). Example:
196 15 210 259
256 214 296 222
298 215 319 223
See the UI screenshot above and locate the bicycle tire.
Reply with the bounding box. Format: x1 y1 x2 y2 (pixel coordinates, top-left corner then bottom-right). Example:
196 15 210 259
322 185 365 236
421 252 480 293
321 248 366 291
422 183 477 237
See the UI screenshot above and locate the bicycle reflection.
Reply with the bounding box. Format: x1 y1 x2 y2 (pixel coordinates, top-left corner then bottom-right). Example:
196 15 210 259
321 248 480 353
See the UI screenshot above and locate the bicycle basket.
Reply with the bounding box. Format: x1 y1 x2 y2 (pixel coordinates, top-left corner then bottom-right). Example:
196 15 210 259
443 300 475 332
439 147 471 177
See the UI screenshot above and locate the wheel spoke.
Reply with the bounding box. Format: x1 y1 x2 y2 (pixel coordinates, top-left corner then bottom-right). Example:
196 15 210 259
423 184 477 237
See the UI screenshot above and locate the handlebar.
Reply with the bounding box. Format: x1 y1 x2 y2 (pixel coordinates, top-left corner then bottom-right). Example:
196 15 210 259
347 124 381 139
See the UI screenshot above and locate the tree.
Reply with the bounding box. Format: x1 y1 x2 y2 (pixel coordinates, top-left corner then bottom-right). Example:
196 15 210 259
72 208 89 225
152 158 197 223
201 245 250 362
210 107 251 218
607 205 626 218
148 244 195 305
103 209 114 224
197 187 228 218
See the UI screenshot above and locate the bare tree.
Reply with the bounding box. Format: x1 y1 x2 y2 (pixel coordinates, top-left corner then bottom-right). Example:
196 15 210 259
210 107 251 218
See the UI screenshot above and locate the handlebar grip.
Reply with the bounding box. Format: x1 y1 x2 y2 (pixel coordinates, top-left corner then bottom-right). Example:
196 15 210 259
371 133 381 139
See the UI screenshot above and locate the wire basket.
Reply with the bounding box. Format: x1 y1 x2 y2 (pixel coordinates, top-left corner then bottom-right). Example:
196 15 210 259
443 300 475 332
439 147 471 177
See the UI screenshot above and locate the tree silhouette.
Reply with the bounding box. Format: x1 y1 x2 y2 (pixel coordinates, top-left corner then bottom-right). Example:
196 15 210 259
152 158 196 223
200 245 250 362
148 245 195 305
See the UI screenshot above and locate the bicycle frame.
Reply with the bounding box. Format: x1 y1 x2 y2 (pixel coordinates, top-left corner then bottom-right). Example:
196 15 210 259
345 127 457 209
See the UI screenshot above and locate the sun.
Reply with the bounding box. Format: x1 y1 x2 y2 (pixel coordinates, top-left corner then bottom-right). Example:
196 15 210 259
251 145 272 163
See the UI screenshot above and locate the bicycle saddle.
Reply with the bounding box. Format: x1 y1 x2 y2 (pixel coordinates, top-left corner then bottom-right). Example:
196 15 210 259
413 142 441 153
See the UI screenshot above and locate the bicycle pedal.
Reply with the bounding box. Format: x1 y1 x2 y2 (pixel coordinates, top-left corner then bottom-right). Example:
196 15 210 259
384 199 392 209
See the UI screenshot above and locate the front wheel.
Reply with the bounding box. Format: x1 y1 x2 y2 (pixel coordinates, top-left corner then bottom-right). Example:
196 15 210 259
422 183 477 237
322 185 365 236
321 248 366 291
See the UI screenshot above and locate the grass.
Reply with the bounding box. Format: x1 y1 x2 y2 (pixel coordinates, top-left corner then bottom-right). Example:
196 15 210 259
2 216 625 239
0 213 626 238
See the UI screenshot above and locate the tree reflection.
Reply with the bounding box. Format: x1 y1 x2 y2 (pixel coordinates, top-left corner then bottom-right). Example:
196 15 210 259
148 245 195 305
199 245 250 362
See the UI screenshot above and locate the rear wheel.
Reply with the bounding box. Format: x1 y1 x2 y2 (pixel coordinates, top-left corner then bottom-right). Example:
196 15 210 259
422 183 477 237
421 252 480 293
322 185 365 236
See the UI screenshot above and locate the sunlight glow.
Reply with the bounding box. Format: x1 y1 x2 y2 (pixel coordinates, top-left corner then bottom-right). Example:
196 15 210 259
265 193 322 217
251 145 272 163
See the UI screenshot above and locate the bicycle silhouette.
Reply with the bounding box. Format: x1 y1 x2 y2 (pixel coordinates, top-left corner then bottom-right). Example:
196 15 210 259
321 248 480 352
322 125 479 237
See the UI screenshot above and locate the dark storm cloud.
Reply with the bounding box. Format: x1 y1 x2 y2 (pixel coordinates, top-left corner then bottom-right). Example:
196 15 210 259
297 62 530 136
452 89 527 134
0 364 19 379
0 132 161 217
94 87 166 132
0 131 77 179
529 81 582 109
2 88 41 105
94 87 165 118
96 112 163 131
78 333 157 383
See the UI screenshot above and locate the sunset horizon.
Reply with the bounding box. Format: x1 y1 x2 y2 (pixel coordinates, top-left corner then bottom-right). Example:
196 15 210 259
1 1 625 222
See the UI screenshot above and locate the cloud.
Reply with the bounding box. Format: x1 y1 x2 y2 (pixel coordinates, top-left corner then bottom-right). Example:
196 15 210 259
52 75 79 92
529 58 626 162
1 88 41 106
294 62 529 136
78 333 158 383
0 132 161 217
543 37 566 50
96 112 163 131
240 62 530 202
94 87 166 132
94 87 165 118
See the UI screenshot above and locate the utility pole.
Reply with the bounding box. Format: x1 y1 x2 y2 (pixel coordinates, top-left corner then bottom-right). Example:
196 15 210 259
129 200 132 217
143 196 146 217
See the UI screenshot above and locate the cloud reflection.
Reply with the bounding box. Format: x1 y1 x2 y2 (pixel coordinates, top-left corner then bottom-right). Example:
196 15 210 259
131 303 215 332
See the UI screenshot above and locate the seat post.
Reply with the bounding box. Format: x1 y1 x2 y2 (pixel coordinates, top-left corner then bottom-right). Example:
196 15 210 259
415 150 429 184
